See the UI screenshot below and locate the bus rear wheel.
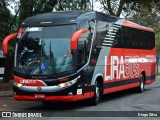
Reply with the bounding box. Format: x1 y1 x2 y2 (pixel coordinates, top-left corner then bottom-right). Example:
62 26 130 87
137 74 145 93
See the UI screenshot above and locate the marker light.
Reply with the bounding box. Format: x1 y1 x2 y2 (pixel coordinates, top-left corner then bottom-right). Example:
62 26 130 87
13 82 23 88
58 83 66 88
17 83 23 87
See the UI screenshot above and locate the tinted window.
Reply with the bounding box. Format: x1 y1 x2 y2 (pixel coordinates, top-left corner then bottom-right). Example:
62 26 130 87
112 26 155 50
16 25 76 75
78 20 95 65
96 21 110 46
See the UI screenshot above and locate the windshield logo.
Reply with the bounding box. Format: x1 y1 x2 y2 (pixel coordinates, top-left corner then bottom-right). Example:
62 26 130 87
41 64 46 70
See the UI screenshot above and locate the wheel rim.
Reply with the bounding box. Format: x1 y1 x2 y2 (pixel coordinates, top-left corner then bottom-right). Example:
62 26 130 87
96 84 100 102
140 76 144 91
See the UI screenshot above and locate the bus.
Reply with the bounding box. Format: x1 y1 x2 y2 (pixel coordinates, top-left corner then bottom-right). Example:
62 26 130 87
2 11 156 105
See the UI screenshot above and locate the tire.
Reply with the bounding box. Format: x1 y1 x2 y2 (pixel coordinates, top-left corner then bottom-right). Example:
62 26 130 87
89 80 101 106
42 101 52 105
137 74 145 93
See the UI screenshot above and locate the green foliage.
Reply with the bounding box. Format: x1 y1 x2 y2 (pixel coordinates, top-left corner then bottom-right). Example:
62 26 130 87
56 0 91 11
0 0 11 44
18 0 58 25
0 0 16 56
130 1 160 52
18 0 91 25
98 0 158 17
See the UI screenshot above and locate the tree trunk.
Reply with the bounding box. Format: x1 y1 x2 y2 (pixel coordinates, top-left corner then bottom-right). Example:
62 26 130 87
2 55 14 83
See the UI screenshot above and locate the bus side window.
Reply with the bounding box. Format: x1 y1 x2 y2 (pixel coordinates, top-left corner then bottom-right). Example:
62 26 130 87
113 28 121 47
77 39 86 65
96 21 109 49
121 27 129 48
77 20 95 65
116 26 155 50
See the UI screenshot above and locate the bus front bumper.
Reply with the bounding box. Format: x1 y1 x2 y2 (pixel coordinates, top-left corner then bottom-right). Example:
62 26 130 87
14 95 77 102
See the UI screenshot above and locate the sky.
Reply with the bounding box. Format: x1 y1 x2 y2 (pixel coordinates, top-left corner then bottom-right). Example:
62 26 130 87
7 0 103 15
7 0 124 18
7 0 19 15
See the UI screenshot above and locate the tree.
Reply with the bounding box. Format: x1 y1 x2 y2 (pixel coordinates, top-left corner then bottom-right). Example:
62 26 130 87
97 0 157 17
0 0 11 42
56 0 91 11
1 0 58 83
1 0 92 83
18 0 58 25
130 1 160 52
0 0 15 83
97 0 160 51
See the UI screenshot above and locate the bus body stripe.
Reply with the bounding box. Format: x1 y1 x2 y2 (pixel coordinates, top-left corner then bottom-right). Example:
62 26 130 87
103 82 140 94
14 91 94 102
103 75 155 89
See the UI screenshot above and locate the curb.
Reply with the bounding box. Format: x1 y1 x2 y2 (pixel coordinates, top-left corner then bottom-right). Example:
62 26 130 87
0 91 13 98
156 76 160 81
0 94 13 98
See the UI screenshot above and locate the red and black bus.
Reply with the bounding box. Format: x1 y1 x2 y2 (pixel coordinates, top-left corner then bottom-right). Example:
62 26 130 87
2 11 156 105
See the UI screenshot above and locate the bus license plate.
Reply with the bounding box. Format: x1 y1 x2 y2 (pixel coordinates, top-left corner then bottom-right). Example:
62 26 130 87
35 94 45 99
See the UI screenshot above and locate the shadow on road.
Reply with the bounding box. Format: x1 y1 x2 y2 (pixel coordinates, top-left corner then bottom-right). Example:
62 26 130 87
101 88 137 102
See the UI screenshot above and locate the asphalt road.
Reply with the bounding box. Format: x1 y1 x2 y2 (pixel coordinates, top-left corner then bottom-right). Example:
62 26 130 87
1 77 160 120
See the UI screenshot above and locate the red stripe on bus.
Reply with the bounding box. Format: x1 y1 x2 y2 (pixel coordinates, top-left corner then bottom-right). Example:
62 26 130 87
122 20 154 32
76 92 94 100
103 82 140 94
14 95 77 102
14 92 93 102
14 76 45 86
145 79 155 85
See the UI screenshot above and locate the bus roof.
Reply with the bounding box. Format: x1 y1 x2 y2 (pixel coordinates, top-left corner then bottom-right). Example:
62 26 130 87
21 11 119 27
21 11 154 33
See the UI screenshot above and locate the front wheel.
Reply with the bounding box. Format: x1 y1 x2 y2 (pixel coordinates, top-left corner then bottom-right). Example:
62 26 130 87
136 74 145 93
89 81 101 106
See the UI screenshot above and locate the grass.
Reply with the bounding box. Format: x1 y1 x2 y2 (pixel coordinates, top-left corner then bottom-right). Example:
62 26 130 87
0 80 13 91
156 73 160 76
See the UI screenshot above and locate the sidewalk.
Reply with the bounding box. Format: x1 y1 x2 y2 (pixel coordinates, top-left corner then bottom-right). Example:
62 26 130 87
156 76 160 81
0 90 13 97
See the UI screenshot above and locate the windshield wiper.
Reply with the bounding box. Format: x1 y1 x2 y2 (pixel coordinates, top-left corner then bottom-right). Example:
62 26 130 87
49 41 54 65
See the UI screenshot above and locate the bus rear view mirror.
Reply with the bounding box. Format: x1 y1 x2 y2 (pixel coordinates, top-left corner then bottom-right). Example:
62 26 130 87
2 33 17 54
70 29 88 51
2 28 22 54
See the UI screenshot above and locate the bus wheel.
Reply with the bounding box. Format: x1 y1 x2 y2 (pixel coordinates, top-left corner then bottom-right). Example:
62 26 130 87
42 101 52 105
90 80 101 106
137 74 145 93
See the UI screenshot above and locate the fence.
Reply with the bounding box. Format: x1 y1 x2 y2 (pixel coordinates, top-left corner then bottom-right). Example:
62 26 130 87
0 51 5 80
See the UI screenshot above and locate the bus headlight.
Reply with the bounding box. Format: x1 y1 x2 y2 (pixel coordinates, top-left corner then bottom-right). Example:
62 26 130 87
58 76 80 88
13 82 23 88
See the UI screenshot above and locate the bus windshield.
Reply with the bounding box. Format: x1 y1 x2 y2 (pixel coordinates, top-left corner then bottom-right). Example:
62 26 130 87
15 25 76 75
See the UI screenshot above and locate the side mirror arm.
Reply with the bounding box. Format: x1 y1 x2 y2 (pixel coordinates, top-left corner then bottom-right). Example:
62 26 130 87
2 33 17 54
70 29 88 50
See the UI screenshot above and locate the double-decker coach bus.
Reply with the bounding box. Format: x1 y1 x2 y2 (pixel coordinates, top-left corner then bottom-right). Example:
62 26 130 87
2 11 156 105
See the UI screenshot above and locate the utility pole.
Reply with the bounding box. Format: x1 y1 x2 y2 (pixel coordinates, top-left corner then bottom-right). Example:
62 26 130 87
92 0 94 10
